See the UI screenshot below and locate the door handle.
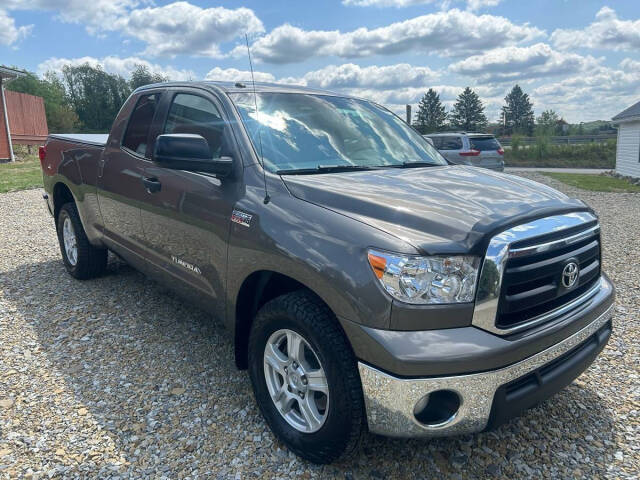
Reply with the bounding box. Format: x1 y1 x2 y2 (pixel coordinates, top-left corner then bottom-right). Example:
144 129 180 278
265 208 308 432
142 177 161 193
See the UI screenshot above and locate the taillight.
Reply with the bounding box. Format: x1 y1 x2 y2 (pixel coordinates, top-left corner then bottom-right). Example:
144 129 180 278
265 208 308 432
38 145 46 166
459 149 480 157
497 148 504 155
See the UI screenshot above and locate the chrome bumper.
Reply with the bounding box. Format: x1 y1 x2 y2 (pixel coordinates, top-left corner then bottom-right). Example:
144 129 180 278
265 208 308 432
358 302 614 438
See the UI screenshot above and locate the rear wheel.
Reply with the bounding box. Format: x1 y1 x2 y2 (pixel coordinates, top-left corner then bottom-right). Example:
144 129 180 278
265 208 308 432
248 290 365 464
56 202 107 279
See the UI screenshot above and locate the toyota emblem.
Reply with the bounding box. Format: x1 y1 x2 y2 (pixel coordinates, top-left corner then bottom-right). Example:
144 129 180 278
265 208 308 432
561 262 579 288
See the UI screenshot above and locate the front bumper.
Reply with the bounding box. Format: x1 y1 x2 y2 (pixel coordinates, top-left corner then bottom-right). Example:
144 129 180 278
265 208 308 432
358 302 613 438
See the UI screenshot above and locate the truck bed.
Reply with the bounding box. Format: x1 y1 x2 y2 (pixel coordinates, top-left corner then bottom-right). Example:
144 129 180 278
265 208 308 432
48 134 108 147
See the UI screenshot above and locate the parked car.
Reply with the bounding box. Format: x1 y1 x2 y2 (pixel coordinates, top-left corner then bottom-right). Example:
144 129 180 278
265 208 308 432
425 132 505 171
40 82 614 464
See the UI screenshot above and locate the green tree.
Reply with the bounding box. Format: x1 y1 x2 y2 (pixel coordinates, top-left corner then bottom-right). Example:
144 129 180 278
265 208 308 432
414 88 447 134
61 63 131 132
129 64 169 91
535 109 561 136
501 84 534 136
5 70 78 133
449 87 487 132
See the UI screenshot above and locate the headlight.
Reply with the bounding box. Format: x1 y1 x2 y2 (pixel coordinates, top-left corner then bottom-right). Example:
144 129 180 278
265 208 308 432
367 249 480 304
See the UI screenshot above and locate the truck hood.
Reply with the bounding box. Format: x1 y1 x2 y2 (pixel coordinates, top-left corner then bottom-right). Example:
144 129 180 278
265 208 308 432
281 165 588 254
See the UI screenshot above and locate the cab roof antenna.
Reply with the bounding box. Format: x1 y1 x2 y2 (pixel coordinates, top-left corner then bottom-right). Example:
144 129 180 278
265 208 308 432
245 33 270 205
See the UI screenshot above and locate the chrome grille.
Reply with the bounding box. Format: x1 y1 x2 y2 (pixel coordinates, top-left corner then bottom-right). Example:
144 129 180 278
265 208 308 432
472 212 602 335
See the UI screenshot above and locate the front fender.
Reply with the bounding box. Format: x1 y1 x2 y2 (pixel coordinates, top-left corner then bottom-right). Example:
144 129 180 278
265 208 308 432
225 186 420 334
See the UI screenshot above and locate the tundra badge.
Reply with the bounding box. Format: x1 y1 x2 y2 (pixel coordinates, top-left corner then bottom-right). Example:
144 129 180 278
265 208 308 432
171 255 202 275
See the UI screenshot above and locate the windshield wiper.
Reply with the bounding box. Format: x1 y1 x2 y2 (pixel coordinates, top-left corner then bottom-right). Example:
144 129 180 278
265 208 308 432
381 161 440 169
277 164 377 175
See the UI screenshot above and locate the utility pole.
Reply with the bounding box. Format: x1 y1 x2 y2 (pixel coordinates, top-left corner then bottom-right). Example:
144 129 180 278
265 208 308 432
406 105 411 125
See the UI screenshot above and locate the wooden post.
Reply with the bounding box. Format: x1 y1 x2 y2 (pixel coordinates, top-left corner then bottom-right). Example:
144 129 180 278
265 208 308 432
0 77 15 162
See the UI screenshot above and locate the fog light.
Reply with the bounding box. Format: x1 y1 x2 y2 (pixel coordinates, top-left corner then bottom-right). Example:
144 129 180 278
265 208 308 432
413 390 461 427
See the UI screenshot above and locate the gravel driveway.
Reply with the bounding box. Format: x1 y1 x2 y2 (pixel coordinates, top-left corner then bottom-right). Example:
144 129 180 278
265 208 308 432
1 174 638 479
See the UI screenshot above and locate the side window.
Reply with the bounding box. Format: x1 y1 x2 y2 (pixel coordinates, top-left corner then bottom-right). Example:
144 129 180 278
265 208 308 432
164 94 225 158
122 93 160 158
430 137 442 149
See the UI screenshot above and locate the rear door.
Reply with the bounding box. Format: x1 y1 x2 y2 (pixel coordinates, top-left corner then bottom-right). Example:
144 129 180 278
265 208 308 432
468 135 504 170
97 91 162 270
140 89 240 318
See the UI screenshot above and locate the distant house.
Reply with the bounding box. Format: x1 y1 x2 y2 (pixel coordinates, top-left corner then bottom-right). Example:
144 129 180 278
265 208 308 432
612 100 640 178
0 66 49 161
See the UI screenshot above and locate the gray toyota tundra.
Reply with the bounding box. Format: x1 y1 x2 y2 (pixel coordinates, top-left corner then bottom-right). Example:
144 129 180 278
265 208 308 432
40 81 614 464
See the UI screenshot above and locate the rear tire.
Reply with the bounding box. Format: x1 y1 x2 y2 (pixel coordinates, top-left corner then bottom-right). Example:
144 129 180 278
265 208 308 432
56 202 107 279
248 290 365 464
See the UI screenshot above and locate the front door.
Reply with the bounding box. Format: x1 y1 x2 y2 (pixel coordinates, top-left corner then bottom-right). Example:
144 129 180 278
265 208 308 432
97 91 161 270
140 90 240 319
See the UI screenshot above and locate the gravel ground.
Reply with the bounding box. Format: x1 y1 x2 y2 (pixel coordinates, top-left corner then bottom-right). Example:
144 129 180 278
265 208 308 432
0 174 638 479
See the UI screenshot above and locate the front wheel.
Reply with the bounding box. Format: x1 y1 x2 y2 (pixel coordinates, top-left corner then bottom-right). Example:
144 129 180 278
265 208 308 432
248 290 365 464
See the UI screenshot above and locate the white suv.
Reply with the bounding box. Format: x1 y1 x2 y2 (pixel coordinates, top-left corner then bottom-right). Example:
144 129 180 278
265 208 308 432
425 132 505 171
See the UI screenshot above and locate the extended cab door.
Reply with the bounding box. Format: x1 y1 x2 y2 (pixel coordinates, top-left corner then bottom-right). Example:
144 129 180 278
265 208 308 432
97 91 162 270
140 89 241 319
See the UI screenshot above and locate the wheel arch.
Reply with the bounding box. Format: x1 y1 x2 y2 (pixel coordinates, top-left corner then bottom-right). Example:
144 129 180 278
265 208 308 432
52 181 75 222
233 270 341 369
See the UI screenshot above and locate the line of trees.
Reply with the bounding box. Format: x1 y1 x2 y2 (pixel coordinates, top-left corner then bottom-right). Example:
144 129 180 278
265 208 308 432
414 87 488 134
6 64 169 133
413 84 565 137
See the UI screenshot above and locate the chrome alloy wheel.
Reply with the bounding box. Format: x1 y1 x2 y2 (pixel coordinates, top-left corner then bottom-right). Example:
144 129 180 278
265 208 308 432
263 329 329 433
62 216 78 266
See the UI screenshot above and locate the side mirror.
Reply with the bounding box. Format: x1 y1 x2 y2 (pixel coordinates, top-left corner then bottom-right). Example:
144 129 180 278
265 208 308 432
153 134 233 177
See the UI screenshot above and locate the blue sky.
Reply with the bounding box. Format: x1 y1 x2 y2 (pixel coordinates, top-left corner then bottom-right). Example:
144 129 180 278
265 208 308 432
1 0 639 122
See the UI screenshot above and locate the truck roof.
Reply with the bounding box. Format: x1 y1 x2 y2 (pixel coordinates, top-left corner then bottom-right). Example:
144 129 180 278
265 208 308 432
135 81 341 97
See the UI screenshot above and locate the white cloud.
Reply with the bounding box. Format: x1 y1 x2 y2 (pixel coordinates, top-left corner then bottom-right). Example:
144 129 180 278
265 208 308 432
3 0 140 35
450 43 600 83
37 56 195 81
465 0 502 11
241 10 544 64
201 63 440 92
4 1 263 57
204 67 275 83
116 2 263 57
342 0 436 6
296 63 440 90
348 84 501 105
0 9 32 46
620 58 640 72
532 64 640 121
342 0 503 9
551 7 640 52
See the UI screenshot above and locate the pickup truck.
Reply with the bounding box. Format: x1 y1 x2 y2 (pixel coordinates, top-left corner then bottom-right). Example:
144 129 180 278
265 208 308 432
40 81 614 464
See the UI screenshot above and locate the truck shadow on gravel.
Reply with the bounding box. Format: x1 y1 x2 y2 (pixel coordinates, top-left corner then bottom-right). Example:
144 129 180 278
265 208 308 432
3 256 618 477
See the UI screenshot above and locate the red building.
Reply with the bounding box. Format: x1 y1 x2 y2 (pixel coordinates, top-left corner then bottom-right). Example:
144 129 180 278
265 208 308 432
1 66 48 161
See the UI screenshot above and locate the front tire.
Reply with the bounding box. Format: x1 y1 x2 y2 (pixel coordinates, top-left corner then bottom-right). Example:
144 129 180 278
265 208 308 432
248 290 365 464
56 202 107 279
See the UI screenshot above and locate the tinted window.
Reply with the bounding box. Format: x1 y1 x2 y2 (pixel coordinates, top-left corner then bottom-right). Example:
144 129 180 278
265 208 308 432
122 93 160 157
432 136 463 150
164 94 225 158
231 93 445 172
469 136 501 151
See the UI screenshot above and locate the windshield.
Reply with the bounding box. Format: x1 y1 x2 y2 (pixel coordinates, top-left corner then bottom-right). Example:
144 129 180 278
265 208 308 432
230 92 446 173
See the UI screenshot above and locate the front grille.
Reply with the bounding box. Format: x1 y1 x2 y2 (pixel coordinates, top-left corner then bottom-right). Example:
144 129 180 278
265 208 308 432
496 221 601 330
